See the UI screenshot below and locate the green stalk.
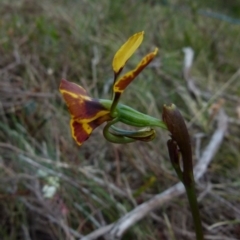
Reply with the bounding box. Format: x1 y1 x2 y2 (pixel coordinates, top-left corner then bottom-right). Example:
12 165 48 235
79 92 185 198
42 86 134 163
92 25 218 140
184 181 204 240
168 141 203 239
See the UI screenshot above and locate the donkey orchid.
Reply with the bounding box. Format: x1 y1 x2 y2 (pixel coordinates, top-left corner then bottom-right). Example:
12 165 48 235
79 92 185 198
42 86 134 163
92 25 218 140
60 31 166 146
59 32 204 240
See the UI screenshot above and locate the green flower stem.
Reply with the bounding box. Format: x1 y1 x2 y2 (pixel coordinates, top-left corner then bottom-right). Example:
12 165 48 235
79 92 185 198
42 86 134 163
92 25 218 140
168 140 204 240
110 92 121 117
184 180 204 240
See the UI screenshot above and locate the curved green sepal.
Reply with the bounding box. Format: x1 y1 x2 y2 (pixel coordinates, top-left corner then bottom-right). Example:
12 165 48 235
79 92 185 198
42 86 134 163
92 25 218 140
110 125 156 142
103 118 136 144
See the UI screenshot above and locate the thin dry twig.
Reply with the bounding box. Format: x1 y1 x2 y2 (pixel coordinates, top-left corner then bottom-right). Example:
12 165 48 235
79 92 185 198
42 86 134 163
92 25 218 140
182 47 201 101
81 109 228 240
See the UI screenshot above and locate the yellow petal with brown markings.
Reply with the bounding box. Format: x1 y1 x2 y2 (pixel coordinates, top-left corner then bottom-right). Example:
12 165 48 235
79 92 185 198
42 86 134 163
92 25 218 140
114 48 158 93
112 31 144 74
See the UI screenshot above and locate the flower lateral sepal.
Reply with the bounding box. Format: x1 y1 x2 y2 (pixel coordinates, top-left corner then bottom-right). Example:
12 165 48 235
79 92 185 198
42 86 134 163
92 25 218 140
110 125 156 142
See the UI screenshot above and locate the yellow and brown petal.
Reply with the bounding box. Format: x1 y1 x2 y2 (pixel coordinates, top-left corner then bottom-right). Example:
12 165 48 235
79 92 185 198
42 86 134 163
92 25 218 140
70 114 112 145
113 48 158 93
112 31 144 74
59 79 112 145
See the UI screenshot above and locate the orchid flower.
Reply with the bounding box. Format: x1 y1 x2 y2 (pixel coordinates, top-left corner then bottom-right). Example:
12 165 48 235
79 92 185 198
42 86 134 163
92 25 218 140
59 31 166 146
59 32 204 240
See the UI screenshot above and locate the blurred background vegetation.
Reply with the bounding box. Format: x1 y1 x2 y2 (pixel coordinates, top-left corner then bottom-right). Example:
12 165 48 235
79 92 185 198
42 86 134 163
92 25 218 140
0 0 240 239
